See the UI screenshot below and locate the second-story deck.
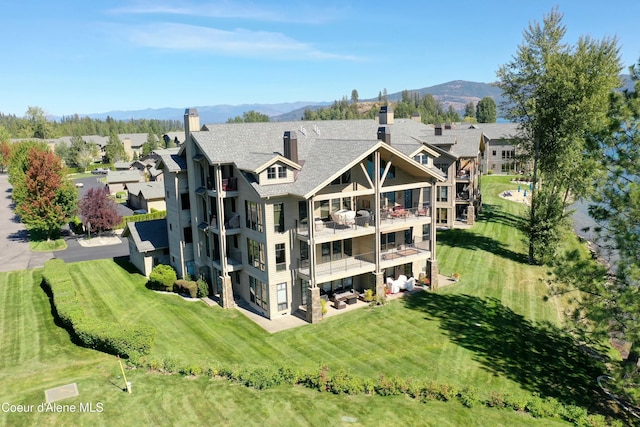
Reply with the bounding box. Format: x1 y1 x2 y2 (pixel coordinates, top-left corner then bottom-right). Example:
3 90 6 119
296 206 431 240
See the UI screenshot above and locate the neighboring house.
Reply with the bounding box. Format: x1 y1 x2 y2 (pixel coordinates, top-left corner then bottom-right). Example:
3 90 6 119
125 181 166 212
114 161 133 170
152 107 446 324
120 133 147 161
105 170 144 196
478 123 524 174
122 219 170 277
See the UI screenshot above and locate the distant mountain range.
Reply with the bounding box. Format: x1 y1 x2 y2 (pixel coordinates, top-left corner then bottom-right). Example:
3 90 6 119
77 76 634 124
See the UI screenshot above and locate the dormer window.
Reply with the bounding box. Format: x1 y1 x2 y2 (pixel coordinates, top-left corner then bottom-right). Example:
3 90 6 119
278 166 287 178
267 166 276 179
414 153 430 165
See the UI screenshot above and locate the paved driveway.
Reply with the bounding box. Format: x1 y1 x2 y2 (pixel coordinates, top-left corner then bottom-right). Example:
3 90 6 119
0 173 54 272
0 174 129 273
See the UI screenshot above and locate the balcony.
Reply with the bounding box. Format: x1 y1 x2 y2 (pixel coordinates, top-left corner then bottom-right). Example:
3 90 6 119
221 177 237 192
296 214 374 239
296 252 375 280
296 207 431 239
380 241 430 264
379 206 431 227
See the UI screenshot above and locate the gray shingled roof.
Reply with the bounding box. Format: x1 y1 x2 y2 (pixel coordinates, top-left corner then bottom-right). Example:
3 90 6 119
157 149 187 172
105 170 143 184
475 122 521 140
125 181 165 200
123 219 168 253
193 118 446 198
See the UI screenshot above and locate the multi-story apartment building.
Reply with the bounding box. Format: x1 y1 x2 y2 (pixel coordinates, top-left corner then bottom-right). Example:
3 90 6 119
156 107 447 323
478 123 523 175
413 123 485 227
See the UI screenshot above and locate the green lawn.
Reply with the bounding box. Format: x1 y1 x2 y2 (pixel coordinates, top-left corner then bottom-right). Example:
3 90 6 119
0 266 568 426
0 176 614 426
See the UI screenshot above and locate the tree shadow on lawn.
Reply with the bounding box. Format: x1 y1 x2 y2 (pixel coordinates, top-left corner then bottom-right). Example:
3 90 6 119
479 203 527 231
404 292 610 413
438 228 528 264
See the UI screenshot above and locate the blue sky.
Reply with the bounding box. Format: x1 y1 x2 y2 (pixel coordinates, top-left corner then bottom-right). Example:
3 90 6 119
2 1 639 117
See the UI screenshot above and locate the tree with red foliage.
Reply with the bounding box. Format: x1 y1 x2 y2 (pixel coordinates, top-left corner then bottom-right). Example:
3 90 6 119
79 186 122 235
14 147 77 240
0 140 10 173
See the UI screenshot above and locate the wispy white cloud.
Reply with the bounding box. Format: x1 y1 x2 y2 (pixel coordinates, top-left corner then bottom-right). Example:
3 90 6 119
109 1 342 25
117 23 361 60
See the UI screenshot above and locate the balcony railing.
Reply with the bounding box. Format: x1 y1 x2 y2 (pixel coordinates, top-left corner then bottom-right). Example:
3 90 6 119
380 241 430 261
222 177 237 192
296 252 375 277
379 206 430 226
296 206 432 238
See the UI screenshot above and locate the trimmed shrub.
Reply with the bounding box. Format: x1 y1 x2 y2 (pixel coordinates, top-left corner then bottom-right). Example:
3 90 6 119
42 259 155 358
197 278 209 298
363 288 374 302
457 385 479 408
173 280 197 298
114 210 167 230
327 370 365 395
148 264 177 291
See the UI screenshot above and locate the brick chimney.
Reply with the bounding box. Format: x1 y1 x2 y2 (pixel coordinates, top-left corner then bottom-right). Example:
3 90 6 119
379 106 394 125
283 131 299 164
434 124 443 136
184 108 200 141
377 126 391 144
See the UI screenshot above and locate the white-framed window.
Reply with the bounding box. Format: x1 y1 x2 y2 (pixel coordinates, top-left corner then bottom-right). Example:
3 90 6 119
436 186 448 202
278 166 287 178
275 243 286 271
414 153 429 164
267 166 276 179
277 283 287 311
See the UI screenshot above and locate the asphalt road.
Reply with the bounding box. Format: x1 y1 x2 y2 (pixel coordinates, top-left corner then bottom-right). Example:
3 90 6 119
0 173 129 273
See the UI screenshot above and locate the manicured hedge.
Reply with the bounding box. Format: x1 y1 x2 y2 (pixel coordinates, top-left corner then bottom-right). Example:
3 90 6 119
131 357 623 426
173 280 197 298
115 210 167 230
147 264 177 291
42 259 155 358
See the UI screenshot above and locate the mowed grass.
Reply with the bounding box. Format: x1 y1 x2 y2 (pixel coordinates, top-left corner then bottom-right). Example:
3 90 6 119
0 176 606 425
0 266 568 426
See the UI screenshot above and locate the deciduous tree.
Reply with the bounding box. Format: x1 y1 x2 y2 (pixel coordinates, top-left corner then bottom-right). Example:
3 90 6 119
7 140 49 187
79 186 122 235
475 97 497 123
14 147 76 239
0 139 10 173
496 7 622 264
464 101 476 119
549 63 640 405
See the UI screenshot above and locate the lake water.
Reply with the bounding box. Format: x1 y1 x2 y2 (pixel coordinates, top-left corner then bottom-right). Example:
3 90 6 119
570 199 619 271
